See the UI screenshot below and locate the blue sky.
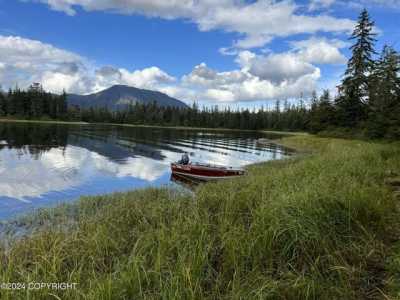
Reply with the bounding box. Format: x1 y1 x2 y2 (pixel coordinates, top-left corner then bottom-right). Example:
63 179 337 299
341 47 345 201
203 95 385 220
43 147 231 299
0 0 399 108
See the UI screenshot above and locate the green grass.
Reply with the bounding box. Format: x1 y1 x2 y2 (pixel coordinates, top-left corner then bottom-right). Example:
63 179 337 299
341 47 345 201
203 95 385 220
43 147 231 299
0 118 88 125
262 130 309 136
1 135 400 299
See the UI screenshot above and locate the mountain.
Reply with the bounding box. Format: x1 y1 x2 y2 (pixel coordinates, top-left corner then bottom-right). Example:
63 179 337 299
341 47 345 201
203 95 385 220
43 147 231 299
67 85 188 110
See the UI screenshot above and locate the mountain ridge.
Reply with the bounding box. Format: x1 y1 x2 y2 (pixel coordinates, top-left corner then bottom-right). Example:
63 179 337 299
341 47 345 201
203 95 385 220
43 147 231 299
67 85 188 110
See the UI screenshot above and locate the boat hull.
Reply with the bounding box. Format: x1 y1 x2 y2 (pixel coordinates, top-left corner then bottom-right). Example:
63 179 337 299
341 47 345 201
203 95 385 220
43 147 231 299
171 163 245 181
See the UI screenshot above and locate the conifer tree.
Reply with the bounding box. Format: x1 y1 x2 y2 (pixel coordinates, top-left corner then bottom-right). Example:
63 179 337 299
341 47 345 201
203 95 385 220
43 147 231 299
336 9 376 127
309 90 335 132
367 45 400 137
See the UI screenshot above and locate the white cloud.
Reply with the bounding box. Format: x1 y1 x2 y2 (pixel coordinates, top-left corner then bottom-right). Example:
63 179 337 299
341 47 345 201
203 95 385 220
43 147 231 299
40 71 91 94
199 69 320 103
183 62 249 88
233 34 274 49
119 67 175 88
31 0 355 49
181 35 348 103
291 37 348 64
309 0 336 11
1 33 349 103
182 55 320 103
309 0 400 11
93 66 175 93
206 89 236 102
0 35 81 66
345 0 400 8
0 35 90 93
0 35 177 95
238 51 317 83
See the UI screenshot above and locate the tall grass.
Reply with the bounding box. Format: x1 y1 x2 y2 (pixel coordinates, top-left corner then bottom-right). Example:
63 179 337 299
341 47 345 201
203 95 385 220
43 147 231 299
0 136 399 299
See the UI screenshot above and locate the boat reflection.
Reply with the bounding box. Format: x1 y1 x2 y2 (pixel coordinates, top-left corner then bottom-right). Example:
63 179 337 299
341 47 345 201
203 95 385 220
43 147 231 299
170 173 203 190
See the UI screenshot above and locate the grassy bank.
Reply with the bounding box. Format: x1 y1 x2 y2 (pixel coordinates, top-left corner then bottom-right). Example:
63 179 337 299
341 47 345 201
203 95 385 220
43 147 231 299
0 118 89 125
1 135 400 299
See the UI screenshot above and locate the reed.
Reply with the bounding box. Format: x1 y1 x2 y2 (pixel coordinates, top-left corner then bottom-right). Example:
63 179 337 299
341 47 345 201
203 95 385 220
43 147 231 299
0 135 399 299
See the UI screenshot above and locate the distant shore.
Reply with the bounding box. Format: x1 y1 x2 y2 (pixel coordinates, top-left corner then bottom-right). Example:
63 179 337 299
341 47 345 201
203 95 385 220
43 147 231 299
0 118 303 136
0 118 89 125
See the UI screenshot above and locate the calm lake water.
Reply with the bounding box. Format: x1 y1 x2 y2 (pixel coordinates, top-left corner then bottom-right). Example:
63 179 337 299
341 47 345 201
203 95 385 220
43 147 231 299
0 122 292 219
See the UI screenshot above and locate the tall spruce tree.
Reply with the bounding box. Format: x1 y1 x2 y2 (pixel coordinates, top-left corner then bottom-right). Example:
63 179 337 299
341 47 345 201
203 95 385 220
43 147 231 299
367 45 400 137
336 9 376 127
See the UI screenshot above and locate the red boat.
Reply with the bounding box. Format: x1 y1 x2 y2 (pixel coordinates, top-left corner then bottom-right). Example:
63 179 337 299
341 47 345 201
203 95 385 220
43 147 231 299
171 162 245 181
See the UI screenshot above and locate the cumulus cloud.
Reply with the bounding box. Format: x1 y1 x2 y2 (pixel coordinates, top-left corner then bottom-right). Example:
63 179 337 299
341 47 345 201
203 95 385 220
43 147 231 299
183 63 249 88
0 35 90 93
119 67 175 87
30 0 355 49
0 33 350 103
291 37 348 64
238 51 317 83
198 70 320 102
182 35 348 103
183 56 320 103
93 66 175 92
0 35 176 95
54 62 81 74
0 35 81 66
40 71 92 94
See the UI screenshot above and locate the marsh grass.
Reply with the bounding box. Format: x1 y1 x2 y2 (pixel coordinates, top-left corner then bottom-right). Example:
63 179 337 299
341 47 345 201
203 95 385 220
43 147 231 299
0 136 400 299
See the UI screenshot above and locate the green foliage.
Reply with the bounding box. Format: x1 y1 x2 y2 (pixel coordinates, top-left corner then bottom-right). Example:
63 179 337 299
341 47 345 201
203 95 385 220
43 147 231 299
0 83 68 120
309 90 336 132
336 9 377 127
77 101 310 131
367 46 400 138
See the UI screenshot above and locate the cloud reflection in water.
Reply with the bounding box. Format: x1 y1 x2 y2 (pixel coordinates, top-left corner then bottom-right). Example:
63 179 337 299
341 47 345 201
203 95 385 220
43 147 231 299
0 123 291 218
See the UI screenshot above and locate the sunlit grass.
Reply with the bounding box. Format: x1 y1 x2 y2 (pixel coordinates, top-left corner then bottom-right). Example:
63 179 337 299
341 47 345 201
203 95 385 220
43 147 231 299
1 135 400 299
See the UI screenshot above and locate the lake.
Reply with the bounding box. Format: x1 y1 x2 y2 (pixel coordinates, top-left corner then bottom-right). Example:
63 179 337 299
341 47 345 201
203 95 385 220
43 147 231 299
0 122 292 219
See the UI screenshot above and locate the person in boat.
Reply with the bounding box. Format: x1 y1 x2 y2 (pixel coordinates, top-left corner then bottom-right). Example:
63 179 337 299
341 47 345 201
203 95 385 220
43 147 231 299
179 152 190 165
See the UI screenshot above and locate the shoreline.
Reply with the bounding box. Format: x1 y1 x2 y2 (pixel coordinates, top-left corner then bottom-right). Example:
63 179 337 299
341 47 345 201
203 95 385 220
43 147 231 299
0 118 89 125
0 118 302 136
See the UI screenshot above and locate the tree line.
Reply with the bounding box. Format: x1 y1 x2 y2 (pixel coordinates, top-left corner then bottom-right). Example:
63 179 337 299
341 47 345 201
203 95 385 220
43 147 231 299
0 83 68 120
76 100 309 131
0 9 399 138
309 9 400 138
